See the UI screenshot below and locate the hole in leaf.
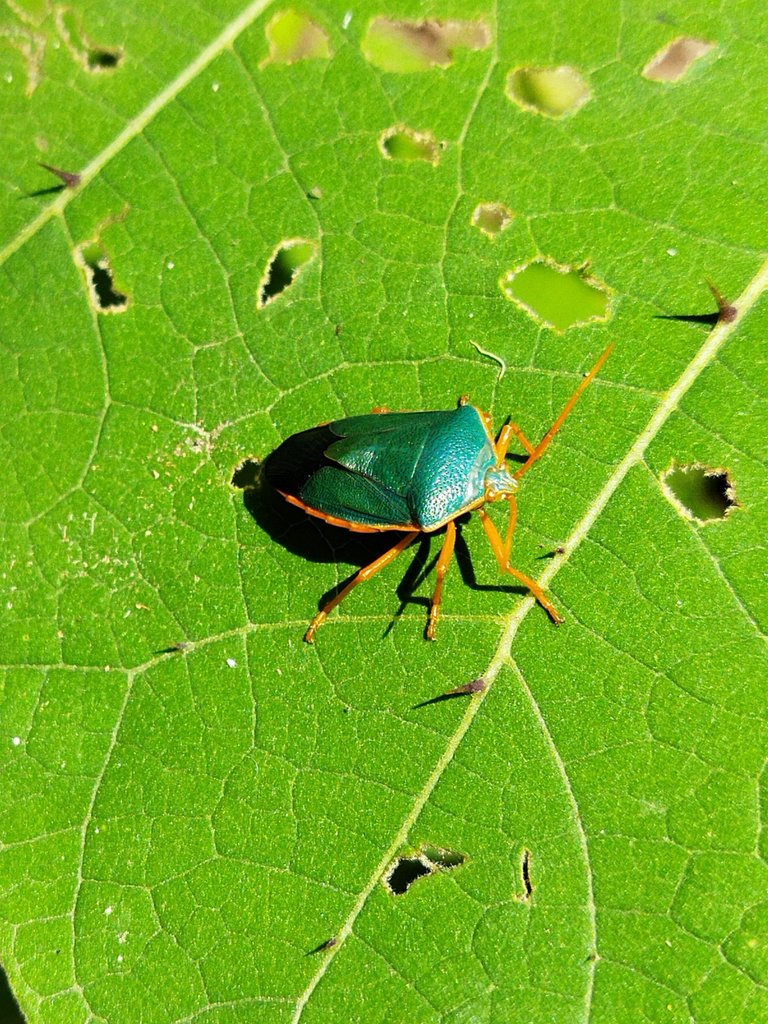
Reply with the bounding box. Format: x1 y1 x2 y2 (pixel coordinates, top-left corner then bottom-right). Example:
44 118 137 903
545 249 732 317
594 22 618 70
506 65 590 118
262 9 332 65
500 259 611 332
379 125 440 164
518 847 533 901
361 17 490 73
472 202 514 238
385 857 431 895
421 845 467 869
385 845 467 894
258 239 317 308
76 242 129 313
88 47 121 70
231 458 261 489
661 464 738 523
643 37 714 82
56 9 122 73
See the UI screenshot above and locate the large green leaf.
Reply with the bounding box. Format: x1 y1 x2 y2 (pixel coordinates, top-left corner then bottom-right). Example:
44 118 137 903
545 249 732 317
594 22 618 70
2 2 766 1022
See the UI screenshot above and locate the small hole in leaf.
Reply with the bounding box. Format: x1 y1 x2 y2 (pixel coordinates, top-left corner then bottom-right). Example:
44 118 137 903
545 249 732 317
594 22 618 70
379 125 440 164
661 464 738 523
506 65 590 118
231 458 261 489
421 845 467 869
56 9 122 73
385 844 467 894
643 37 714 82
518 847 533 901
76 242 128 313
88 48 121 70
361 17 490 73
472 202 514 238
500 258 611 332
262 9 332 65
385 857 431 895
258 238 317 308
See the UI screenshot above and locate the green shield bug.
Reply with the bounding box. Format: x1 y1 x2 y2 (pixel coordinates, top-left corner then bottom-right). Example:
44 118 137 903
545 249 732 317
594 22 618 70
265 345 612 642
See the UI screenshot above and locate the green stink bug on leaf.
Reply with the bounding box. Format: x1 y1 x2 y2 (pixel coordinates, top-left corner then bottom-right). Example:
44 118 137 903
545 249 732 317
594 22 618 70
265 345 612 642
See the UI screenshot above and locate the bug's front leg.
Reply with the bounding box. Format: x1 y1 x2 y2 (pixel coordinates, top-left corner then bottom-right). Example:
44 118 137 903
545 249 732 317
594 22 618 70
478 508 564 625
495 423 537 462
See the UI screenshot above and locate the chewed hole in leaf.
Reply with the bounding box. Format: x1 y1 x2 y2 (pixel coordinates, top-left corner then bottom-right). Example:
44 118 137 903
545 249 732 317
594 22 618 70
506 65 590 118
258 239 317 308
472 202 514 238
420 845 467 869
88 47 122 70
56 8 122 73
516 847 533 901
500 259 611 332
379 125 440 164
231 458 261 489
643 37 715 82
661 464 738 523
361 17 490 73
262 9 332 65
385 845 467 894
385 857 431 895
76 242 129 313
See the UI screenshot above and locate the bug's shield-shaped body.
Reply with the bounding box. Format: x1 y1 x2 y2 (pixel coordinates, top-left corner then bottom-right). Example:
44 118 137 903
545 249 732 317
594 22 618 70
265 404 514 532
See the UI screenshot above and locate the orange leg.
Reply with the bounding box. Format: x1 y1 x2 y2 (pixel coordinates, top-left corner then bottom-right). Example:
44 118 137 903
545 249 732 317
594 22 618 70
513 343 613 480
479 508 563 625
503 494 518 562
305 531 419 643
426 520 457 640
495 422 537 462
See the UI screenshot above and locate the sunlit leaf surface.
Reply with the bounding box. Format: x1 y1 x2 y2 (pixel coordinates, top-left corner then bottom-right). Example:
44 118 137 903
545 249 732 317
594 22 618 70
1 2 766 1022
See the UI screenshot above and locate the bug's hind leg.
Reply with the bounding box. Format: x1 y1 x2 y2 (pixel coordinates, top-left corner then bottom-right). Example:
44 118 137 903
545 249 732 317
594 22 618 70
478 509 563 625
305 531 420 643
426 520 457 641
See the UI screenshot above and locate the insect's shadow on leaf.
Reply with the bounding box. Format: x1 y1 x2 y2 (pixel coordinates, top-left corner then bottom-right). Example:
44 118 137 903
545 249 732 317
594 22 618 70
20 184 66 199
383 535 437 637
242 469 410 568
454 526 529 596
655 311 720 327
242 471 531 637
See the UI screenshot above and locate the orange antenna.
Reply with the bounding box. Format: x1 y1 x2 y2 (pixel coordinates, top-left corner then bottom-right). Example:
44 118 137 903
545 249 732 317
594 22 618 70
513 343 614 481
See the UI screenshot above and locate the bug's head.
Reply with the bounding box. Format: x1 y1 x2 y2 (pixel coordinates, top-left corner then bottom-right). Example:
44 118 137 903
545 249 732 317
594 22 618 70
484 464 518 503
